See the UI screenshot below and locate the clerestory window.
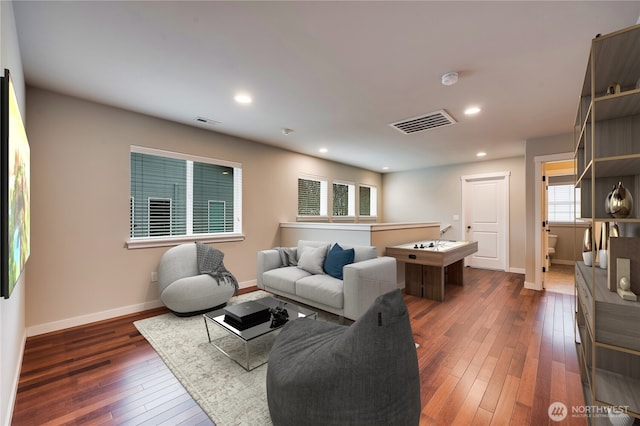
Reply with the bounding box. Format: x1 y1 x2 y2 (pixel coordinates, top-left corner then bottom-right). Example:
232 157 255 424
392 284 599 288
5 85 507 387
298 176 328 217
359 185 378 217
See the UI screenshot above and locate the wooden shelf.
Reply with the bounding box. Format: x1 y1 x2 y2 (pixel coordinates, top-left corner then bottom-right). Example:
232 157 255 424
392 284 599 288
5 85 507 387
595 368 640 416
593 90 640 121
594 155 640 177
574 25 640 421
576 262 640 352
583 23 640 96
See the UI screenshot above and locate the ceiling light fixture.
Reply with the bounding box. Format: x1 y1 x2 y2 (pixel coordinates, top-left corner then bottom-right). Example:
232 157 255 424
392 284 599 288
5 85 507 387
476 152 487 157
441 72 459 86
465 106 481 115
319 147 328 153
234 94 252 104
281 128 294 135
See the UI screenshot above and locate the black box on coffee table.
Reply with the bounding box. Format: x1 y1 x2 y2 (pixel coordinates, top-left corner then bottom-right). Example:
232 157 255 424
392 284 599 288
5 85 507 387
223 300 271 330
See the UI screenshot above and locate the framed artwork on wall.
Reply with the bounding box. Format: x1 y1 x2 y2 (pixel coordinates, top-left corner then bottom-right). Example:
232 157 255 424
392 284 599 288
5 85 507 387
1 68 31 298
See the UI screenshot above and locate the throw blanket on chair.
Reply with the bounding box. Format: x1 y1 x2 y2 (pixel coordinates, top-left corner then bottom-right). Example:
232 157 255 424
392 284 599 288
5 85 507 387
195 242 239 294
274 247 298 267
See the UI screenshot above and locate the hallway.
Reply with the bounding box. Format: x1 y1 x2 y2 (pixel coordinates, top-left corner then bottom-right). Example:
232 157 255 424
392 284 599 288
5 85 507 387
545 264 574 295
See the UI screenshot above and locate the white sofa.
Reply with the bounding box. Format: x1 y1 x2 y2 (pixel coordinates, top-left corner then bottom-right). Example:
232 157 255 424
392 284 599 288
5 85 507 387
257 240 397 321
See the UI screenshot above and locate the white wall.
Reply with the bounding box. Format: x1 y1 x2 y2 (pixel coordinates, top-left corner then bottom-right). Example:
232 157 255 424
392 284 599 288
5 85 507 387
382 156 526 272
24 87 382 335
524 133 574 285
0 2 27 424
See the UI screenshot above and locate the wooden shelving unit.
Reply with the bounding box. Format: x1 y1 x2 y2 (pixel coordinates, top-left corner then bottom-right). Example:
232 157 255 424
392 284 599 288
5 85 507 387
574 24 640 424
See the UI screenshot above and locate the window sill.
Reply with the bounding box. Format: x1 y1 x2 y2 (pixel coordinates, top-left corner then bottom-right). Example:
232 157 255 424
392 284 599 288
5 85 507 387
296 216 330 222
548 221 589 228
126 233 245 250
331 216 356 223
357 216 378 222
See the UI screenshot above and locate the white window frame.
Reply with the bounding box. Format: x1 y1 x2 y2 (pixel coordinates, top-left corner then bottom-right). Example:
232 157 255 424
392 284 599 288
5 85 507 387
127 146 244 249
297 175 328 221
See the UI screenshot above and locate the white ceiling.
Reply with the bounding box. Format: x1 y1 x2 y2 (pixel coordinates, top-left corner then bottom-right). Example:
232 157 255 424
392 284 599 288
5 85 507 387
12 1 640 172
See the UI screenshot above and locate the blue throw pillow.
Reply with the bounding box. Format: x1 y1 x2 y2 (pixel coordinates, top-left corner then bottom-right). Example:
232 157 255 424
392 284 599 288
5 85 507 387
323 243 355 280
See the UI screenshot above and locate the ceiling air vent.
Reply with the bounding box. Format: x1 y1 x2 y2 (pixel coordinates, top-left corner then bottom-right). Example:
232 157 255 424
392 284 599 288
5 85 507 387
194 116 220 126
389 110 456 135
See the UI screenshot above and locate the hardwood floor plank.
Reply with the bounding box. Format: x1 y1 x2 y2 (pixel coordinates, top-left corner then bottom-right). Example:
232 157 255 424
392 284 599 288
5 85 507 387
509 401 532 426
479 346 515 412
472 407 494 425
490 374 520 426
450 377 489 425
516 355 539 408
13 268 586 426
420 372 459 422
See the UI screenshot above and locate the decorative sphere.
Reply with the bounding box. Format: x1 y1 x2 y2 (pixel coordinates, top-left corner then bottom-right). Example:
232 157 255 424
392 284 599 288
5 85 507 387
620 276 631 291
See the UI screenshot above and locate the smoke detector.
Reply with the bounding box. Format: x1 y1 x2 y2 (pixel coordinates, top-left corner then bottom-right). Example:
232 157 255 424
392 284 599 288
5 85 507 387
441 72 459 86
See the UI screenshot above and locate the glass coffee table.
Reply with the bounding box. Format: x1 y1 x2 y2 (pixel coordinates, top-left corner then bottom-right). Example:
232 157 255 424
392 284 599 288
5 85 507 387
203 296 317 371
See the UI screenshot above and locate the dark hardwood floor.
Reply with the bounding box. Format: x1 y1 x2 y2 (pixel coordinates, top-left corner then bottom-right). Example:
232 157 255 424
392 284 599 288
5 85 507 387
12 268 585 425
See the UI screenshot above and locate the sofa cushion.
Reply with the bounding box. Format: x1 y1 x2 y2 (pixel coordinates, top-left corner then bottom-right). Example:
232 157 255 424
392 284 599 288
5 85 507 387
297 244 329 275
323 243 355 280
263 267 310 295
297 240 331 257
340 243 378 263
296 274 344 309
298 240 377 264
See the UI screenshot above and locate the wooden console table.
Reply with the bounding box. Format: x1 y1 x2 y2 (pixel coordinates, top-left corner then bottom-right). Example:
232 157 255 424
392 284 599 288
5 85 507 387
386 240 478 301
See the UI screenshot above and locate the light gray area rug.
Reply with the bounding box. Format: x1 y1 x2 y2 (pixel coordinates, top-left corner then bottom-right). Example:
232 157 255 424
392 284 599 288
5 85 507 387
134 291 341 425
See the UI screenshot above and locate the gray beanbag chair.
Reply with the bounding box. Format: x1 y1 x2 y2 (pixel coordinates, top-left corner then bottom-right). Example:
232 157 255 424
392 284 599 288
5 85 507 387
266 289 420 426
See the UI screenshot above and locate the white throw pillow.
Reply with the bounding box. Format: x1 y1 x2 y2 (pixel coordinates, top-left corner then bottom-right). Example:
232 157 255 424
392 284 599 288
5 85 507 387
297 245 329 275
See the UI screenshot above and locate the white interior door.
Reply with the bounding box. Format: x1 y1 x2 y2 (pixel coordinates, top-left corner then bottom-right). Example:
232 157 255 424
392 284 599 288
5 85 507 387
461 172 510 271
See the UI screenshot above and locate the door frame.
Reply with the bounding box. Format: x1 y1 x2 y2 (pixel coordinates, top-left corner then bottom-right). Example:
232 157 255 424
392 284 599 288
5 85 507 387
533 152 573 291
461 171 510 271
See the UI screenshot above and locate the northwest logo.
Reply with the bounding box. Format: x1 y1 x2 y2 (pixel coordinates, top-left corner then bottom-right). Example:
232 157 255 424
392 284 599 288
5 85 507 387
548 402 568 422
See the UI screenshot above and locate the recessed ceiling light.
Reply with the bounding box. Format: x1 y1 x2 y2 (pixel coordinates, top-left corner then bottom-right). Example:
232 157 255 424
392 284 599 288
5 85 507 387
465 106 481 115
234 94 252 104
382 166 389 171
476 152 487 157
319 147 328 153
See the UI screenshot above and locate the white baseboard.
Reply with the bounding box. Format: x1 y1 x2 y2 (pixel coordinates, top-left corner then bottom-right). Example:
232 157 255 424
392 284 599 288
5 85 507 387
27 299 164 337
239 279 257 289
27 279 258 337
525 280 543 291
4 329 26 426
509 267 525 274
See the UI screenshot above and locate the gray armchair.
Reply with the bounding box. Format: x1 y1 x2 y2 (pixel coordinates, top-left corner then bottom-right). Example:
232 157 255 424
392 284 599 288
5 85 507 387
157 243 234 316
266 289 421 426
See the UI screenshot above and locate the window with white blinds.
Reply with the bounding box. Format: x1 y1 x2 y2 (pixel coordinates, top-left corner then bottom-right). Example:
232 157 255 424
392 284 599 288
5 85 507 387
359 185 377 217
333 181 355 216
298 177 327 217
130 146 242 240
547 183 580 222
